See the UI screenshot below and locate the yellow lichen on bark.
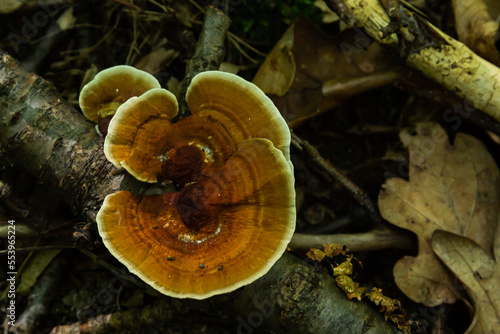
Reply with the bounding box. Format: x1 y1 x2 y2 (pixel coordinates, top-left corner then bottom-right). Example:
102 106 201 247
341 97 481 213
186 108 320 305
406 27 500 121
328 0 500 123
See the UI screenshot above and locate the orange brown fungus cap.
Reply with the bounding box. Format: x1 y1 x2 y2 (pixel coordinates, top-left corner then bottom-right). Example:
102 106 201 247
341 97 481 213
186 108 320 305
104 71 292 183
97 70 295 299
97 139 295 299
79 65 160 123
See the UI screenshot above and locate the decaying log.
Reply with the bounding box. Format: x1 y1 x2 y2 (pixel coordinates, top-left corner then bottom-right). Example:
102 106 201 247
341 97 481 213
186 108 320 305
50 253 402 334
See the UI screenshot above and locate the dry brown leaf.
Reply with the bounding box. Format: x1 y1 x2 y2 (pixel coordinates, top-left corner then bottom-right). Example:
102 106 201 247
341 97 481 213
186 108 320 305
432 230 500 333
134 47 178 76
252 17 398 127
452 0 500 66
378 122 500 306
252 23 295 97
0 0 23 14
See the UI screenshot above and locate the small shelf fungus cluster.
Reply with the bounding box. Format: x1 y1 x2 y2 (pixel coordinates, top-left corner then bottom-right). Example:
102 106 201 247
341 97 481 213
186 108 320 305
79 65 161 136
80 66 296 299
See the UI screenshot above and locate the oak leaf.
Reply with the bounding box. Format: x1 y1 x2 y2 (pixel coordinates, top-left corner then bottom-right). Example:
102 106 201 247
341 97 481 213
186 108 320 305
432 230 500 333
452 0 500 66
378 122 500 306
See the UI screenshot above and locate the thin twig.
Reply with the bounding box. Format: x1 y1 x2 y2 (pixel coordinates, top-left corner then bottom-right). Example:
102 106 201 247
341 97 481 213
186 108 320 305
147 0 170 12
125 11 138 65
187 0 206 14
227 31 267 57
290 227 415 252
67 14 121 57
0 245 77 256
227 33 259 64
292 132 382 223
177 6 231 119
111 0 143 11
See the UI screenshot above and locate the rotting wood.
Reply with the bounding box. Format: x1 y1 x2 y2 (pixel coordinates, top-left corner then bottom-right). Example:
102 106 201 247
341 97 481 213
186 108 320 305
325 0 500 124
49 253 402 334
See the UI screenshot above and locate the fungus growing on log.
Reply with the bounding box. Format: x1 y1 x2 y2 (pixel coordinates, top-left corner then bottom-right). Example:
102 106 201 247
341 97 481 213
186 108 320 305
96 70 296 299
79 65 160 133
104 71 292 183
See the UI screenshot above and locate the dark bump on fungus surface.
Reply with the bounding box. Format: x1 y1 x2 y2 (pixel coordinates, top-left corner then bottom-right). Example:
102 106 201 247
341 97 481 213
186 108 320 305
9 111 22 126
177 178 221 231
161 145 204 185
98 115 113 138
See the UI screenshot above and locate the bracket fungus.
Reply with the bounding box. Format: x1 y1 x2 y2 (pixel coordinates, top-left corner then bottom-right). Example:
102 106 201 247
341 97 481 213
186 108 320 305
96 71 296 299
79 65 160 134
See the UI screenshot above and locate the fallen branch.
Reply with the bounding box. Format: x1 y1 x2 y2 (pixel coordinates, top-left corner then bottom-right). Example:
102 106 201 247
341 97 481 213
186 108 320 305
290 227 415 252
177 5 231 118
325 0 500 124
50 253 402 334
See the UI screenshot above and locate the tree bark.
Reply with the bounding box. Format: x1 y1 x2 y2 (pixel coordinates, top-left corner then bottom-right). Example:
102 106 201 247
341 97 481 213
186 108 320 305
0 51 121 222
50 253 402 334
